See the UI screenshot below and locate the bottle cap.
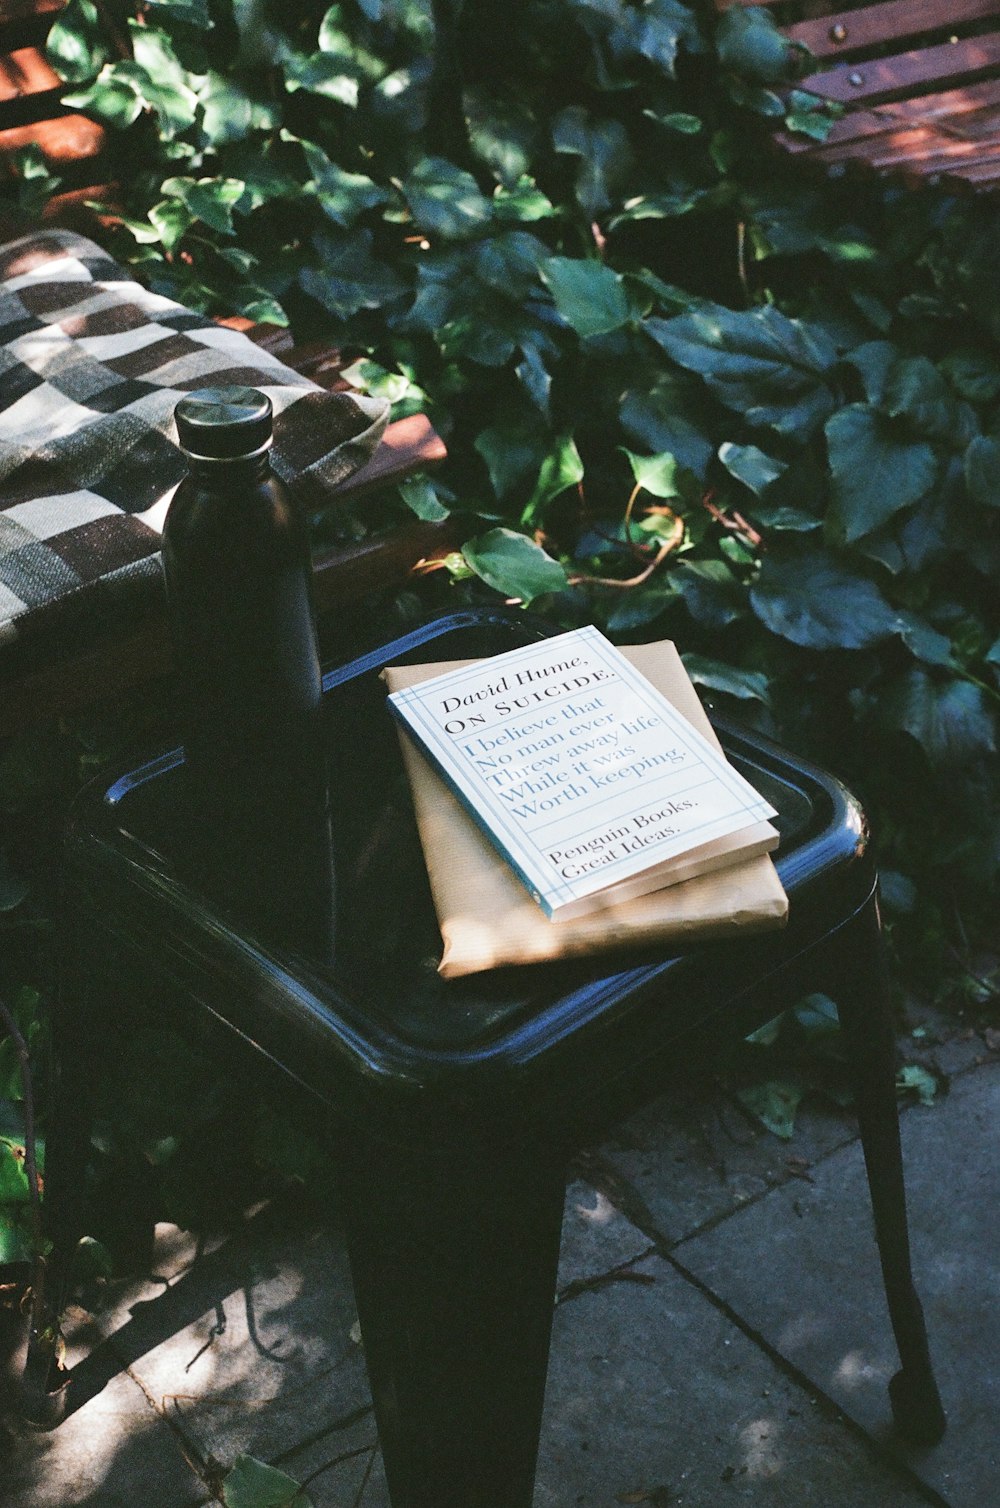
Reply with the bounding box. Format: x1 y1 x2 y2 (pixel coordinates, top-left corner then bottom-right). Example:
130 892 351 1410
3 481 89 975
174 386 273 461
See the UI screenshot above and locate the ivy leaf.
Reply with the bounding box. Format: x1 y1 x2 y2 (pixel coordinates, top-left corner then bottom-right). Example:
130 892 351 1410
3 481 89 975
300 141 390 227
895 1064 939 1107
736 1079 803 1139
199 75 281 147
894 613 953 668
371 57 433 134
883 670 997 766
606 582 678 632
300 230 406 319
401 157 492 240
644 109 702 134
462 528 567 604
0 1140 29 1204
45 0 108 83
145 0 212 25
148 197 194 253
552 106 631 220
794 993 841 1038
62 67 144 129
515 342 553 418
826 405 937 542
718 442 786 495
749 500 821 533
964 435 1000 508
464 87 538 186
473 233 549 299
232 291 289 327
608 189 706 227
162 176 246 235
716 5 802 85
750 551 900 650
280 48 360 107
941 349 1000 404
784 90 840 142
398 475 449 521
341 358 426 412
475 418 546 500
672 559 745 630
882 355 956 441
10 146 61 217
681 655 771 705
646 303 837 438
222 1454 311 1508
622 449 682 499
620 376 714 479
843 340 896 406
539 257 629 339
493 176 555 223
522 434 584 525
491 174 555 221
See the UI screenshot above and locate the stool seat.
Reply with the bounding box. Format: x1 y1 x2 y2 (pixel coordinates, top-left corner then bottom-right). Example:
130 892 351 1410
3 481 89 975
52 608 945 1508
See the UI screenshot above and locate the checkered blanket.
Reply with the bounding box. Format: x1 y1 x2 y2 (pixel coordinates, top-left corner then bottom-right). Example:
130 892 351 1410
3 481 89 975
0 227 389 648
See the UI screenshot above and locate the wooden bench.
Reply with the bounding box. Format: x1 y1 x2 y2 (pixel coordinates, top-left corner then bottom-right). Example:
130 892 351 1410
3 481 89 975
0 0 451 733
716 1 1000 191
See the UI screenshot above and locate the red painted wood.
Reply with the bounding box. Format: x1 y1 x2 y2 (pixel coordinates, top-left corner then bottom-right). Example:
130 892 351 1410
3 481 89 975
0 0 64 26
801 34 1000 105
0 114 105 171
787 0 1000 60
777 78 1000 155
0 43 61 100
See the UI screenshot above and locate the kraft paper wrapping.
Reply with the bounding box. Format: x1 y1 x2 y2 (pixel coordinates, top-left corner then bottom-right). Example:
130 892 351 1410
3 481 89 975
383 640 788 979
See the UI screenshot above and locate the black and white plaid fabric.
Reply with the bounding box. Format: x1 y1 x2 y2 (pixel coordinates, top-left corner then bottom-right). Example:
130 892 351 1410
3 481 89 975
0 227 388 647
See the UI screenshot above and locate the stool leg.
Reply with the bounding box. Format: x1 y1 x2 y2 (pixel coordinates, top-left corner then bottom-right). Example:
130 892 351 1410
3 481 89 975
834 896 946 1445
336 1133 566 1508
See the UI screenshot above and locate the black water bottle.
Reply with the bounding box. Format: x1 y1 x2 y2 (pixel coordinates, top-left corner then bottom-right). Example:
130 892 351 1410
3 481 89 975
162 386 335 964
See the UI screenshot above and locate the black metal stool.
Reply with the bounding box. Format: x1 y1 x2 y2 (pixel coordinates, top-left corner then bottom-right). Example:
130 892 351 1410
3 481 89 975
50 608 945 1508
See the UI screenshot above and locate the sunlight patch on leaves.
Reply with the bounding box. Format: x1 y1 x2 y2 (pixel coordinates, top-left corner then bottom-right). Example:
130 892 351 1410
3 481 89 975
462 528 567 604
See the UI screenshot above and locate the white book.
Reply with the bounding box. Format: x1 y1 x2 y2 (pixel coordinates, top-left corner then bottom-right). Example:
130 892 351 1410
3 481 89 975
385 626 779 922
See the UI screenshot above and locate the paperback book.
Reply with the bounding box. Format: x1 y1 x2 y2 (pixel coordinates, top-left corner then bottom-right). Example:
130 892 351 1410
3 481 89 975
385 626 779 923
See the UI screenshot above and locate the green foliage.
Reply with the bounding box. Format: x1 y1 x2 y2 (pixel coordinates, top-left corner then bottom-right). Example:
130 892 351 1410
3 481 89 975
221 1454 313 1508
24 0 1000 970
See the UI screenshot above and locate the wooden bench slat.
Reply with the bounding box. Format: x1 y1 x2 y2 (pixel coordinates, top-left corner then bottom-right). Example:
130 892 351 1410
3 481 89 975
776 76 1000 155
0 0 65 23
811 120 1000 173
0 114 106 171
906 137 1000 174
786 0 1000 60
946 155 1000 181
801 33 1000 104
0 43 61 103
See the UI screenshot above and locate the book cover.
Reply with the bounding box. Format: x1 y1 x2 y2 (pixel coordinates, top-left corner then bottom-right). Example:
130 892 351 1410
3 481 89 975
385 626 779 922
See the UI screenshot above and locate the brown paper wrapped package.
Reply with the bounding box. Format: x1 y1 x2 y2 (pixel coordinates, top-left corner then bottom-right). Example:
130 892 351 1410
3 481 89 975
383 640 788 979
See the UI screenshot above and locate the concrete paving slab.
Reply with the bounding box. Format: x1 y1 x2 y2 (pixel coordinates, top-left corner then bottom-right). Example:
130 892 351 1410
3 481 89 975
269 1407 386 1508
117 1215 369 1480
252 1251 939 1508
593 1075 858 1248
1 1369 203 1508
558 1177 653 1294
675 1061 1000 1508
33 1174 649 1508
533 1252 933 1508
